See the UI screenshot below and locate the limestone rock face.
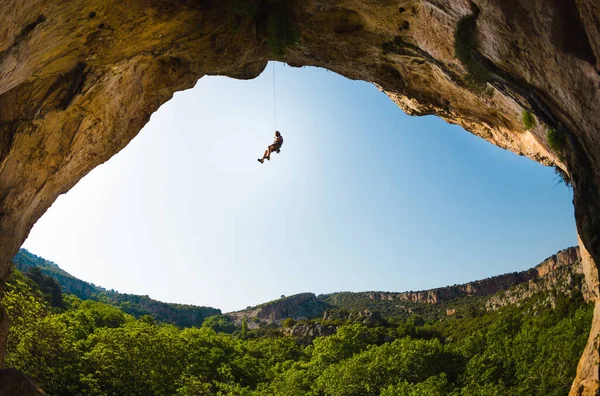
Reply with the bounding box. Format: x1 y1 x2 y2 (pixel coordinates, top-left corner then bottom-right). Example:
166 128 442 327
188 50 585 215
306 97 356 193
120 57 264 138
365 247 582 305
282 322 337 344
485 248 586 311
322 308 384 326
0 0 599 393
228 293 327 326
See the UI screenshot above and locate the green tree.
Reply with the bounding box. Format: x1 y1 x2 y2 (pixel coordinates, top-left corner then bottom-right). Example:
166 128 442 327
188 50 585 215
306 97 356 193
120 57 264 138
24 266 64 308
82 321 184 395
381 373 451 396
202 314 237 334
308 324 377 370
315 337 451 396
240 316 248 340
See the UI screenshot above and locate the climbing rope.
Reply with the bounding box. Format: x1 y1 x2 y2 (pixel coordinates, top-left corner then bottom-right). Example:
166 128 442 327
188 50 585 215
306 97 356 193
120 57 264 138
272 62 276 130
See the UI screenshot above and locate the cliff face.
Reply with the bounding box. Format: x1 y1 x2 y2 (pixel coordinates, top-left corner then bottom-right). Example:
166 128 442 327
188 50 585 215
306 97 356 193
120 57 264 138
238 247 586 345
282 322 337 345
364 247 583 304
1 0 599 393
228 293 328 326
231 247 584 326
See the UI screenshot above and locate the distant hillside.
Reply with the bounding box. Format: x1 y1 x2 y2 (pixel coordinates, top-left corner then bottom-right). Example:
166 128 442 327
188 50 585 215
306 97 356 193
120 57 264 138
320 246 584 320
227 247 584 326
12 249 221 327
15 246 583 330
4 248 591 396
13 249 107 298
228 293 331 327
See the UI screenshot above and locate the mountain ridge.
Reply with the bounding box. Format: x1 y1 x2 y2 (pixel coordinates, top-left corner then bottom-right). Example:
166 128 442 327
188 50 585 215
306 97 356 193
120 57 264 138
322 246 584 304
12 249 221 327
13 246 582 329
227 246 583 326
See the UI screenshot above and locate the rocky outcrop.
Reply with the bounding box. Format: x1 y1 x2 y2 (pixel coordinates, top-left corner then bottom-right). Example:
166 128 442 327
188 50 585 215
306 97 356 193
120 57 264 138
282 249 586 343
282 322 337 344
1 0 599 393
573 302 600 396
322 308 385 326
0 369 45 396
234 248 582 327
329 247 582 305
572 235 600 395
366 269 536 304
0 308 8 368
486 250 585 310
227 293 328 326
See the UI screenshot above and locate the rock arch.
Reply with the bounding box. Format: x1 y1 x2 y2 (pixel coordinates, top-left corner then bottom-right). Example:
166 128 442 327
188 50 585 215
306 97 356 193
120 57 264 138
1 0 599 393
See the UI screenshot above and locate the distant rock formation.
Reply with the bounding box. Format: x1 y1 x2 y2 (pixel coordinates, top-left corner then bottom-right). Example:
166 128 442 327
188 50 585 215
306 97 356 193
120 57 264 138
282 322 336 345
228 293 329 327
230 247 583 326
486 248 585 310
357 247 582 304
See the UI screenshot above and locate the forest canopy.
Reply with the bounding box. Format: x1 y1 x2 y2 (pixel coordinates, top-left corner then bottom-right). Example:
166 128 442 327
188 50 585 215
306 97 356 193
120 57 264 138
1 265 591 396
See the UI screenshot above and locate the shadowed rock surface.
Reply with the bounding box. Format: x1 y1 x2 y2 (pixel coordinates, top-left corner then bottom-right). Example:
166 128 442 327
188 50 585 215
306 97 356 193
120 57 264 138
0 369 45 396
1 0 599 393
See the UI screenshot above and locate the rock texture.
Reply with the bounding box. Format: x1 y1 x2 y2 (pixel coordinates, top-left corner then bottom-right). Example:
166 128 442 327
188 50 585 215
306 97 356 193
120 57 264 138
366 270 539 304
322 247 583 308
260 247 586 343
228 293 328 326
0 308 8 368
282 322 337 344
0 369 45 396
573 234 600 395
485 249 585 310
322 308 386 325
232 247 583 325
0 0 599 392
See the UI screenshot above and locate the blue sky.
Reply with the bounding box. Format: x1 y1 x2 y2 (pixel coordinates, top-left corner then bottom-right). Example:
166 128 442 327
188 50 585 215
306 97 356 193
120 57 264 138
23 62 576 312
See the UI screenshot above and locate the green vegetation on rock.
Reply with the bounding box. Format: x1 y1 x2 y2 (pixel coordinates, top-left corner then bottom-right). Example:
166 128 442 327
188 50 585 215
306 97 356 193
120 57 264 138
554 166 572 188
545 127 571 186
230 0 257 18
522 110 536 130
453 3 491 93
548 127 562 152
227 0 258 34
266 2 299 57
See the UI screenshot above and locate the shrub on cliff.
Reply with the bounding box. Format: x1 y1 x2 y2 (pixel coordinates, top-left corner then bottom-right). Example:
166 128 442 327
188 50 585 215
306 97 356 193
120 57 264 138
454 3 491 93
554 166 572 188
522 110 535 130
266 2 299 57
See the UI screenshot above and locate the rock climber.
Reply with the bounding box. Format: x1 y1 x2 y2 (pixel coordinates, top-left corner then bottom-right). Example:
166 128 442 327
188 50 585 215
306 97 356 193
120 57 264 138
258 131 283 163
